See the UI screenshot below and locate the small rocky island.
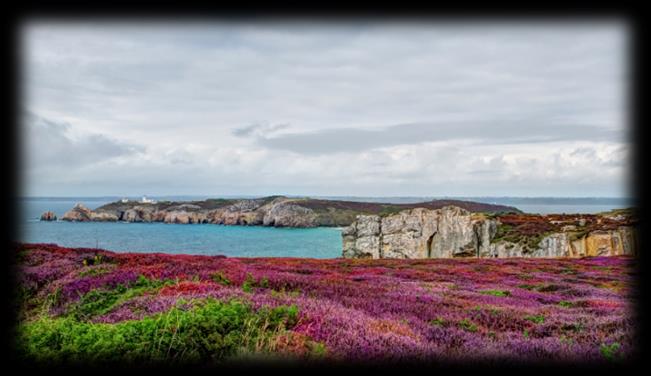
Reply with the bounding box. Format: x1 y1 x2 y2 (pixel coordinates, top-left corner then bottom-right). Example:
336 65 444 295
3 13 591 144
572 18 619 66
58 196 520 227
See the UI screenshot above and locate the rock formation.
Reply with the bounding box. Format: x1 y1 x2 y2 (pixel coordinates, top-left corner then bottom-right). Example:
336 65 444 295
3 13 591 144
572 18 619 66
342 206 638 259
39 211 57 221
61 203 94 222
59 196 518 228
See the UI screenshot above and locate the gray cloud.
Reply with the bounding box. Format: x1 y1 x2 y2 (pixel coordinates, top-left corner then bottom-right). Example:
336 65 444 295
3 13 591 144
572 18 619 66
21 21 630 197
232 123 290 138
237 120 621 155
23 111 144 169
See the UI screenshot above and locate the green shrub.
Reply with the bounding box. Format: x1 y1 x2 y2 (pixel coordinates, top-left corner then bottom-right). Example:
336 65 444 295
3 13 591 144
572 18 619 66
600 342 621 361
68 276 169 321
458 318 477 332
211 272 231 286
480 289 510 297
17 299 301 364
524 314 545 324
430 318 445 326
242 273 255 293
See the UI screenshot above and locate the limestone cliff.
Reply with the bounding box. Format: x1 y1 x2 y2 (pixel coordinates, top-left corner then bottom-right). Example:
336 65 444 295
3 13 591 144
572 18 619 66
342 206 637 258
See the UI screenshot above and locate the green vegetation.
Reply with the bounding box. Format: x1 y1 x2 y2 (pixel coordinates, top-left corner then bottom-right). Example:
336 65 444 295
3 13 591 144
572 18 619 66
69 275 170 321
82 254 110 267
558 301 574 308
17 298 304 364
241 273 270 292
480 289 511 297
211 271 231 286
600 342 622 361
524 314 545 324
430 318 445 326
78 266 113 278
490 223 553 250
458 318 478 332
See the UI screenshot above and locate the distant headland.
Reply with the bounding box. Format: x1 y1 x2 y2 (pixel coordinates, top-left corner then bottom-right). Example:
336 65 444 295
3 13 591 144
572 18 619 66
50 196 521 227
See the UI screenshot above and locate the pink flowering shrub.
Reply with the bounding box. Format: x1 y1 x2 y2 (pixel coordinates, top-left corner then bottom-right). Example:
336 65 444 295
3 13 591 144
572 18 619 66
15 243 636 364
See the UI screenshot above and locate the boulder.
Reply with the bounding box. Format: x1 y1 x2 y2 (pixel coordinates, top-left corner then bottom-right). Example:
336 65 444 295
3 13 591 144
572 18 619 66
40 211 57 221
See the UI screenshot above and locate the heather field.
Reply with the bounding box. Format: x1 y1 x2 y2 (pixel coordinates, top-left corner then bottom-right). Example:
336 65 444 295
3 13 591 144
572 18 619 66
14 243 636 366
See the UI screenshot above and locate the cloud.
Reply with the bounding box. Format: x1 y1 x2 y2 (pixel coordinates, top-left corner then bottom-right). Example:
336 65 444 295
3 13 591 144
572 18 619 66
21 21 630 197
234 120 621 155
231 123 290 138
22 111 145 171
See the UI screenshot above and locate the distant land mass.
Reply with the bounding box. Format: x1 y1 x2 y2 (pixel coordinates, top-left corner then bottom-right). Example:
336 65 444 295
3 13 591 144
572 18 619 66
23 195 632 206
53 196 522 227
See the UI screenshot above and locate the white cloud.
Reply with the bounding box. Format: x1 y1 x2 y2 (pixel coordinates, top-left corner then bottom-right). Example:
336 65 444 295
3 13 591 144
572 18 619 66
21 21 630 197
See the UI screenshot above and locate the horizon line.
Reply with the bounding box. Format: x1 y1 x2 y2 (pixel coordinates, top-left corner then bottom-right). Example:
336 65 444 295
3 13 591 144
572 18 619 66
17 194 633 200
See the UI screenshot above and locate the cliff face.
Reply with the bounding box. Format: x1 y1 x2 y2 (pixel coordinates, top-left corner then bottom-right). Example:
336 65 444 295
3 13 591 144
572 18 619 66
60 197 519 228
342 206 638 258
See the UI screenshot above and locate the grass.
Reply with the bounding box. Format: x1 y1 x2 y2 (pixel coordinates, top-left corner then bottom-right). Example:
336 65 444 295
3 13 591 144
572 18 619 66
430 318 445 327
17 298 305 365
68 275 171 321
457 318 478 332
479 289 511 297
211 272 231 286
524 314 545 324
600 342 622 361
558 301 575 308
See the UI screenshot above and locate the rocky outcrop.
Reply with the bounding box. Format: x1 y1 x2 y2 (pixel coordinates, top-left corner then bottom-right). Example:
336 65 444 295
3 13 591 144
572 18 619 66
121 206 156 222
61 203 94 222
343 206 638 259
58 196 519 228
40 211 57 221
61 204 119 222
89 211 119 222
164 210 208 224
207 199 268 225
343 207 496 259
262 201 318 227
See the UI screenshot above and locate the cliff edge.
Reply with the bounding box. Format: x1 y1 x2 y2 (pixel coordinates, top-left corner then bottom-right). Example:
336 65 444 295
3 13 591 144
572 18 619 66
342 206 638 258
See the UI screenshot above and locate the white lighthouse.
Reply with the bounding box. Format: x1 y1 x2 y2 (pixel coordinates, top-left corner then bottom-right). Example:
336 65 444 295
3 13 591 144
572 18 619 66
141 195 156 204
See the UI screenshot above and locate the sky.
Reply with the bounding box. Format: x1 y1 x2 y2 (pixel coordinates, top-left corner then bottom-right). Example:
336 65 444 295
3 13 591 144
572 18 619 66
20 20 631 198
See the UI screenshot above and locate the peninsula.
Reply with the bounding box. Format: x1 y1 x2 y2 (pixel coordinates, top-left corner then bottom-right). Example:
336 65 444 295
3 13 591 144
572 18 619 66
55 196 520 227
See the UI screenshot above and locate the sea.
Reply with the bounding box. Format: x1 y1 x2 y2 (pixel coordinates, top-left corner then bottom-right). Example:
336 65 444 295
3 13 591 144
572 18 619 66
15 196 633 258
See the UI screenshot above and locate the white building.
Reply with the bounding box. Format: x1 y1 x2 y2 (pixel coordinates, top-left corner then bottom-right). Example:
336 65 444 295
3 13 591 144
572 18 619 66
141 195 157 204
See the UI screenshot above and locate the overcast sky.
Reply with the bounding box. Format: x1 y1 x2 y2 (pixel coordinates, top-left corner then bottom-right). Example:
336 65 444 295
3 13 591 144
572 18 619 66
20 20 631 197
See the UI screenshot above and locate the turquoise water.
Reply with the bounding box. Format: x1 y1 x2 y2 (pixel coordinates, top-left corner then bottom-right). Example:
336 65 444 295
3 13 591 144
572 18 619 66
17 198 343 258
16 197 631 257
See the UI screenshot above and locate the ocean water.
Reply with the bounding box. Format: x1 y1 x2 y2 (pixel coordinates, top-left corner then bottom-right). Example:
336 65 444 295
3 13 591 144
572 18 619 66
16 198 342 258
15 197 631 257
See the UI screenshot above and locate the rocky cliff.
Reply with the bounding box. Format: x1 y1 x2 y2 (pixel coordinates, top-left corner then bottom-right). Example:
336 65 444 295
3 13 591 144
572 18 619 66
342 206 638 258
59 197 519 228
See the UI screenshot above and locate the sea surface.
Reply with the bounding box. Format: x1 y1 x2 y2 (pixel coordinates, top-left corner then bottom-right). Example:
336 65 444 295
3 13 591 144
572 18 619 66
15 197 632 257
16 198 342 258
